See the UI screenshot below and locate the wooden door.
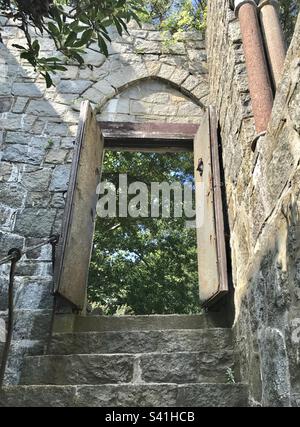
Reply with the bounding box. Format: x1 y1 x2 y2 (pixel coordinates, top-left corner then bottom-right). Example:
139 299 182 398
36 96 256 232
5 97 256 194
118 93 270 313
54 101 104 310
194 106 228 307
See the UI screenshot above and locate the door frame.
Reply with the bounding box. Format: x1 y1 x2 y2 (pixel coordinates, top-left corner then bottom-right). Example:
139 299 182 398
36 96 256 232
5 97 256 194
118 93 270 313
100 121 198 152
54 105 229 312
100 115 228 308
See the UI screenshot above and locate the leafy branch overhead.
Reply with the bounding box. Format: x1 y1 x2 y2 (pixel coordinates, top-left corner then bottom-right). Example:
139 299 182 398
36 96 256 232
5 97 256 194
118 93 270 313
0 0 299 88
0 0 143 87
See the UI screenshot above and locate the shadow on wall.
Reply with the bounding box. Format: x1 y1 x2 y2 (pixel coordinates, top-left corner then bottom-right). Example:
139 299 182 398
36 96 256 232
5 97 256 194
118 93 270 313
0 41 74 385
236 195 300 407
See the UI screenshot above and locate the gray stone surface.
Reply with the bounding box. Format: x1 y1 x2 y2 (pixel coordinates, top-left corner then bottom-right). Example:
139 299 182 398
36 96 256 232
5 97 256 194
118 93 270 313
0 231 24 258
0 96 13 112
57 80 92 95
0 183 25 208
15 260 52 277
26 100 59 116
54 314 227 333
0 383 249 407
4 339 46 385
207 1 300 407
49 328 233 355
12 83 42 97
1 144 44 165
14 278 54 310
12 97 29 113
20 354 135 385
260 327 291 407
23 168 52 191
0 277 53 310
49 165 71 192
25 192 51 208
5 131 31 145
176 383 248 407
140 351 238 384
20 350 237 386
14 208 56 237
0 385 76 407
1 309 53 341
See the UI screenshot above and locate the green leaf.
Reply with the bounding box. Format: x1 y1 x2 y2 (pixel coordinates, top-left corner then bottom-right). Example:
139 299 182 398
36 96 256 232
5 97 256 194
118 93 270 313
52 65 68 71
50 5 63 31
32 39 40 55
39 56 62 63
112 16 123 35
118 17 128 32
12 44 26 50
20 51 36 67
100 31 111 43
69 21 89 32
79 13 90 25
40 72 53 88
65 31 77 47
80 28 94 45
48 22 60 37
98 34 108 57
130 11 142 28
72 52 84 65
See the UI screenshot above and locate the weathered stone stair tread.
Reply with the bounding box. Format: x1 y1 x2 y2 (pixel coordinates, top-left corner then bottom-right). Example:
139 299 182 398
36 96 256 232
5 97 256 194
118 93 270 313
54 314 226 333
20 351 238 385
0 383 248 407
49 328 233 355
1 312 248 406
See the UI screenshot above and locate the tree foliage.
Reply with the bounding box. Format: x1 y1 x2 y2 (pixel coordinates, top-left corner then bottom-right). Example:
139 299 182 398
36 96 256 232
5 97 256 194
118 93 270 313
88 151 201 315
0 0 143 86
139 0 207 33
1 0 299 86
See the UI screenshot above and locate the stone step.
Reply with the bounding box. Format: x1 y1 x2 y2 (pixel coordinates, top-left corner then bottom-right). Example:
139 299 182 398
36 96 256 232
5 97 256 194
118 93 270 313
49 328 233 355
20 351 239 386
0 383 249 407
53 313 226 333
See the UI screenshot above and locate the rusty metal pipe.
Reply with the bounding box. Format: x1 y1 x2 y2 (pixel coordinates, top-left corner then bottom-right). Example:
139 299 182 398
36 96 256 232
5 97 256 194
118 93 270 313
258 0 286 87
235 0 274 135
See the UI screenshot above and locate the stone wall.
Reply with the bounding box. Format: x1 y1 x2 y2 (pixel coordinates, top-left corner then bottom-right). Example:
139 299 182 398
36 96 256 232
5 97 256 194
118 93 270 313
99 80 203 124
207 0 300 407
2 1 299 406
0 19 207 383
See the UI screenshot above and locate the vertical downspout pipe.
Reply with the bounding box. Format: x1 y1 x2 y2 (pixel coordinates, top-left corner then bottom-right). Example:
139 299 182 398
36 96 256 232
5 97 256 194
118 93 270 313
234 0 274 138
258 0 286 87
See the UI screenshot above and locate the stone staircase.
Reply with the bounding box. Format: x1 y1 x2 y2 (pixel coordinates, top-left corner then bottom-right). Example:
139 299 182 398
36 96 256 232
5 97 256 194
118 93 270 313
0 315 249 407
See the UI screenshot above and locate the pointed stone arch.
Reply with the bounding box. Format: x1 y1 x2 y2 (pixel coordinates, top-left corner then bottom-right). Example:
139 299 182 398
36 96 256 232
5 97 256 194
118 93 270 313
81 62 209 111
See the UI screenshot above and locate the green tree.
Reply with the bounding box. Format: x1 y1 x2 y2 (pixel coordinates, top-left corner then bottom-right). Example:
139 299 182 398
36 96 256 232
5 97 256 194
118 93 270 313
139 0 207 33
0 0 143 86
88 151 201 315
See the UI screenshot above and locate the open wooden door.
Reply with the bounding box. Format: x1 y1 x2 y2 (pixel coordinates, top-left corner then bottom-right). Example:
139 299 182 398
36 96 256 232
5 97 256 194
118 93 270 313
194 106 228 307
54 101 104 310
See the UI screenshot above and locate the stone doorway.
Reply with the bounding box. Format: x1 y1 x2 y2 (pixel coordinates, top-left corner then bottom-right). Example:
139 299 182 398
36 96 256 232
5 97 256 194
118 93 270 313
53 102 231 320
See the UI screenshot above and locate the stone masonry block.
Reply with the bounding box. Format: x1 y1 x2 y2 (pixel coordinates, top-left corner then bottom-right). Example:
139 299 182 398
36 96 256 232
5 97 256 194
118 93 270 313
14 208 57 237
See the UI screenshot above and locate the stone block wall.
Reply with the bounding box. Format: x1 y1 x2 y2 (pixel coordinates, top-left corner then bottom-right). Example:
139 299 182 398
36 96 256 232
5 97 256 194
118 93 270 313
207 0 300 407
0 19 208 383
2 1 298 405
99 80 203 124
